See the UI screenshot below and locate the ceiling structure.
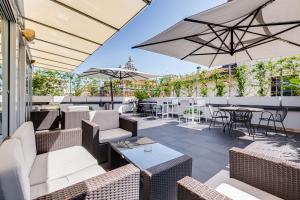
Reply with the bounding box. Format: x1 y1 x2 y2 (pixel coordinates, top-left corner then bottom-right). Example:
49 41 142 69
21 0 151 72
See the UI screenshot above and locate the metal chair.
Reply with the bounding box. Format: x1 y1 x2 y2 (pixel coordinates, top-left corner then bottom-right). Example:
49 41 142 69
228 109 254 138
154 102 168 119
258 107 288 136
208 105 228 131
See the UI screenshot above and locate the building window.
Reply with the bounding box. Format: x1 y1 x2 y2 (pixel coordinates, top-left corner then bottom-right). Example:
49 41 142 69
0 16 6 139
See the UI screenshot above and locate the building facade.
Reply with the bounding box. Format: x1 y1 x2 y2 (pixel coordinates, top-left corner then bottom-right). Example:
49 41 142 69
0 0 32 142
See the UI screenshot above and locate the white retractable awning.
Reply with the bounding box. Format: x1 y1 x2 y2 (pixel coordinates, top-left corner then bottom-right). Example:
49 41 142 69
134 0 300 67
21 0 151 72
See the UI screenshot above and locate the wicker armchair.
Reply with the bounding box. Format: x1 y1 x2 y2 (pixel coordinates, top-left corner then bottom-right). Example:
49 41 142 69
30 110 59 131
61 106 90 129
82 110 137 163
177 147 300 200
0 122 140 200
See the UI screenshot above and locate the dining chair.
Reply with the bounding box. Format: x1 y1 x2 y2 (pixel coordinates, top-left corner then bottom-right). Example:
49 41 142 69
228 109 254 139
258 107 288 136
208 105 228 131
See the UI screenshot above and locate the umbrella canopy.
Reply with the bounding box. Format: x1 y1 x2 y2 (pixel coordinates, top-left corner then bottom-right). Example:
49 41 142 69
133 0 300 67
81 67 157 80
81 67 157 109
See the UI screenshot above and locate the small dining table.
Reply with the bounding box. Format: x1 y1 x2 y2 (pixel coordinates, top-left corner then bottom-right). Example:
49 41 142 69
219 106 264 134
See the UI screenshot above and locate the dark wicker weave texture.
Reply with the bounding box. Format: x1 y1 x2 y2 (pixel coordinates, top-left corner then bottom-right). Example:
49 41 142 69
229 147 300 200
61 111 90 129
35 128 82 154
177 177 231 200
82 117 138 164
30 110 59 131
142 155 192 200
34 164 140 200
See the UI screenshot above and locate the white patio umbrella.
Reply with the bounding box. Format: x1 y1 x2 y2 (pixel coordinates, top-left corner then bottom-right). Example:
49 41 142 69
133 0 300 67
81 67 157 109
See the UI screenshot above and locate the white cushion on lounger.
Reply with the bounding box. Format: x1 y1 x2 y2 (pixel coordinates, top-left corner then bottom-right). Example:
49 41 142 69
0 139 31 200
66 106 89 112
90 110 119 131
11 121 36 174
215 178 283 200
30 146 98 185
30 165 105 199
99 128 132 143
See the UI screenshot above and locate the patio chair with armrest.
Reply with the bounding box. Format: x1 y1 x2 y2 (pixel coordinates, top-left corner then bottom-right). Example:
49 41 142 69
0 121 140 200
82 110 137 164
154 101 168 119
61 105 90 129
258 107 288 136
177 147 300 200
208 105 228 131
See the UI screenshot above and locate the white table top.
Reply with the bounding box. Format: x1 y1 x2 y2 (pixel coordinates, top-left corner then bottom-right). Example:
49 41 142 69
219 107 264 112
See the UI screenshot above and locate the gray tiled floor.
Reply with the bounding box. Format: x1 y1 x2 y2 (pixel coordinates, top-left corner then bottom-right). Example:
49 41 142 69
129 115 300 182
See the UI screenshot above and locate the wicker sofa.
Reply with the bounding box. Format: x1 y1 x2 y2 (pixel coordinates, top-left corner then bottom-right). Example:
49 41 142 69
177 147 300 200
0 121 140 200
82 110 137 164
61 105 90 129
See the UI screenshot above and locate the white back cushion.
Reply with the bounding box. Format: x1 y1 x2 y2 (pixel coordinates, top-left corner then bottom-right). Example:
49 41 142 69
0 139 30 200
66 106 89 112
90 110 119 131
11 122 36 174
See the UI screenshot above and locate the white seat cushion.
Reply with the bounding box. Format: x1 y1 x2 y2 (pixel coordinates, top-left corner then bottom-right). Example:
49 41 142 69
99 128 132 143
30 165 105 199
11 121 36 174
0 139 30 200
215 178 283 200
30 146 98 186
66 106 89 112
90 110 119 131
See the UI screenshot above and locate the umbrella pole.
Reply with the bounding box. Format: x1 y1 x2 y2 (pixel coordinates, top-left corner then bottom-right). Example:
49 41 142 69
110 80 114 110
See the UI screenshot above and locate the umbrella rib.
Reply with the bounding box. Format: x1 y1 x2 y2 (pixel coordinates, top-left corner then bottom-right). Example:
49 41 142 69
181 29 229 60
184 18 229 29
234 8 261 50
209 30 231 67
235 23 300 52
233 31 253 60
190 52 228 56
132 29 227 49
235 28 300 48
208 24 230 51
236 20 300 29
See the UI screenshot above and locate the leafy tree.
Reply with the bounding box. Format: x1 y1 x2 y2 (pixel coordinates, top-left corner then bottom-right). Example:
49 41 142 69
172 80 182 97
235 64 249 96
150 86 162 97
210 69 226 96
86 79 99 96
134 89 149 101
253 61 270 96
197 71 209 97
182 79 194 97
33 69 66 96
160 76 172 96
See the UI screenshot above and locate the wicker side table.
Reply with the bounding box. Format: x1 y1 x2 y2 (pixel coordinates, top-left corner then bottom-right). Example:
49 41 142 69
108 137 192 200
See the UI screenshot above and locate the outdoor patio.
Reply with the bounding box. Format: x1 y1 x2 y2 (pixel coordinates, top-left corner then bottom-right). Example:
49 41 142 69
129 115 300 182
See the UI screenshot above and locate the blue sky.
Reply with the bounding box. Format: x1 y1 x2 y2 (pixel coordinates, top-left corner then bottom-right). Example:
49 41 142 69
76 0 226 75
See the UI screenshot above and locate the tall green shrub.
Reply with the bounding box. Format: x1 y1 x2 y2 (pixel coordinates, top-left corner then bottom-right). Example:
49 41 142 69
198 71 209 97
253 61 270 96
211 70 226 96
172 80 182 97
235 64 249 96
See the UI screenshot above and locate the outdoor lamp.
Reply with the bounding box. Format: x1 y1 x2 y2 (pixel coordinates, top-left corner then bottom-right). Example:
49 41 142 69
22 28 35 42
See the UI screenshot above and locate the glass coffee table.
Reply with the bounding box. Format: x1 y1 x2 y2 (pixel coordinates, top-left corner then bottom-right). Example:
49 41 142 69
108 137 192 200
